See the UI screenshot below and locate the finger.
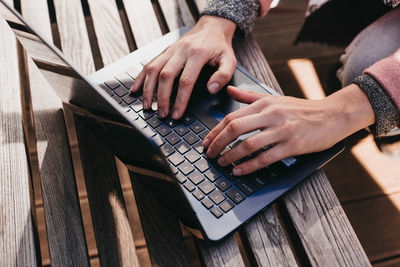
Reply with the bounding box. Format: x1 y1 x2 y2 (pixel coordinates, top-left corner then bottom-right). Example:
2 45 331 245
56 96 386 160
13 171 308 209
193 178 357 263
131 68 146 92
227 86 266 104
207 53 237 94
171 54 208 119
156 55 187 117
206 113 275 159
232 143 292 176
217 129 281 167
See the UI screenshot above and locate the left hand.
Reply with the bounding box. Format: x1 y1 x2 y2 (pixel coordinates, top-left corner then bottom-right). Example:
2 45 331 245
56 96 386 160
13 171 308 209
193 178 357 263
203 85 374 176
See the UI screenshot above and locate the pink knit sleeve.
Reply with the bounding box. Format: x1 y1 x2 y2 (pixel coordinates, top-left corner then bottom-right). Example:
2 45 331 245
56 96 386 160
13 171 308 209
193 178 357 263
364 48 400 109
258 0 273 17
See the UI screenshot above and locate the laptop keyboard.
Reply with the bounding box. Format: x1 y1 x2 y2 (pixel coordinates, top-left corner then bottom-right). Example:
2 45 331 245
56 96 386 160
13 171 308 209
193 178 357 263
100 67 297 219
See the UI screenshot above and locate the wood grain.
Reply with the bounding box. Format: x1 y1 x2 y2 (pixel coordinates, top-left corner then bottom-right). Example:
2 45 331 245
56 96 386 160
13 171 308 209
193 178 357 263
20 0 53 43
196 238 246 267
158 0 195 30
193 0 209 12
53 0 95 74
122 0 162 48
0 16 37 266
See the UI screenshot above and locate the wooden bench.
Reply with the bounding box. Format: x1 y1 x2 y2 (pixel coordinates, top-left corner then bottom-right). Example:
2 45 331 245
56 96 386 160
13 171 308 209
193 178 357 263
0 0 371 266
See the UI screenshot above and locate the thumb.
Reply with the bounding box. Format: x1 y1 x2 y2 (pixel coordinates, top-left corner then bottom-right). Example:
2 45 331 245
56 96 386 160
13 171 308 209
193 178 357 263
227 86 266 104
207 54 236 94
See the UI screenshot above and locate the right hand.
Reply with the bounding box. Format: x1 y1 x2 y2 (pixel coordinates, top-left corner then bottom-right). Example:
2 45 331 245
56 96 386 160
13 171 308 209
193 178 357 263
130 15 237 120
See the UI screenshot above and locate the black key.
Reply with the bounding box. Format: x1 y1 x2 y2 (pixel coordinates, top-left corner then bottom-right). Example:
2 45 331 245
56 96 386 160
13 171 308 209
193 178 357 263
153 134 165 146
114 86 129 97
234 179 257 196
222 168 237 182
175 173 186 184
220 200 234 213
215 178 232 192
165 118 178 128
178 161 195 175
192 190 205 201
138 109 154 120
201 198 213 209
125 66 141 79
174 125 189 136
126 110 139 121
190 122 205 134
210 207 223 218
99 83 114 96
156 124 172 137
199 130 209 140
122 94 137 105
188 171 204 185
104 80 120 90
148 116 162 128
184 132 199 145
130 100 143 112
193 141 204 154
183 182 195 192
165 133 181 146
182 114 195 125
198 180 215 195
134 118 147 129
161 144 174 157
249 176 267 189
168 153 184 166
175 141 190 154
225 188 246 204
184 150 201 163
194 158 211 173
115 72 134 89
142 126 156 137
204 168 221 182
112 95 122 104
209 190 226 205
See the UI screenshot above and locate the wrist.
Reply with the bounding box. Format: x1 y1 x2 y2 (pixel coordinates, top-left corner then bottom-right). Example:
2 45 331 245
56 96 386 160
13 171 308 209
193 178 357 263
197 15 236 40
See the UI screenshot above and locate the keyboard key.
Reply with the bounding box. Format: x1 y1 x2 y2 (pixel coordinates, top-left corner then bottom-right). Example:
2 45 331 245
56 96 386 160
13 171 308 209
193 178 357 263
193 141 205 154
99 83 114 96
114 86 129 97
215 178 232 192
184 150 201 163
194 158 211 173
225 188 246 204
192 190 205 201
234 179 257 196
156 124 172 137
209 190 226 205
198 180 215 195
188 171 204 185
134 118 147 129
125 66 141 79
138 109 154 120
169 164 178 175
183 182 195 192
175 173 186 184
201 198 213 209
160 144 174 157
175 141 190 154
174 125 189 136
142 126 156 137
182 114 196 125
184 132 199 145
249 176 267 189
199 130 209 140
168 153 184 166
122 94 137 105
178 161 195 175
210 207 223 218
148 116 162 128
130 100 143 112
220 200 234 213
204 168 221 182
222 168 237 182
115 72 134 89
190 122 205 134
112 95 122 104
104 80 120 89
165 133 181 146
153 134 165 146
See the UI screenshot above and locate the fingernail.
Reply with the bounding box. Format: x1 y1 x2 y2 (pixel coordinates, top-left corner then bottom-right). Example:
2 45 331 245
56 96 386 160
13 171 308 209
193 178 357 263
233 168 242 176
158 109 166 118
143 99 149 109
208 82 220 94
206 148 213 158
172 110 179 120
203 138 210 148
218 157 225 166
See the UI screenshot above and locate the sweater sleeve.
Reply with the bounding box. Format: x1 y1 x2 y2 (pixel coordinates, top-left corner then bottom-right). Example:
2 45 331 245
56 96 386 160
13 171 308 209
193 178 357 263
201 0 272 34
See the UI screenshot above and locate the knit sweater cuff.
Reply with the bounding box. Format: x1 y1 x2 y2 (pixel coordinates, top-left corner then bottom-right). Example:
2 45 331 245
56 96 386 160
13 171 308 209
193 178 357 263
353 74 400 137
201 0 260 35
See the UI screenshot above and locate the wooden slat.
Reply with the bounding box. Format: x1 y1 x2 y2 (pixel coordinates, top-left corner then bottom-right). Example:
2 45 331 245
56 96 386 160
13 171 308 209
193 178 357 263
20 0 53 43
158 0 195 30
52 0 95 74
86 0 130 66
196 238 245 267
0 16 37 266
284 170 370 266
193 0 209 12
122 0 162 48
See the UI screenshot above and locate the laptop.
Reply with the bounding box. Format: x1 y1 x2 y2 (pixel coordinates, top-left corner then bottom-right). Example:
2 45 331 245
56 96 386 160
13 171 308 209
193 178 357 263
1 1 343 241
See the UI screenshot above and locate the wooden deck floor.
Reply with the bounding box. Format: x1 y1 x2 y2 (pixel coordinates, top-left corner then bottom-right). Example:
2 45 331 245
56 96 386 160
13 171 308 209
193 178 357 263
253 1 400 265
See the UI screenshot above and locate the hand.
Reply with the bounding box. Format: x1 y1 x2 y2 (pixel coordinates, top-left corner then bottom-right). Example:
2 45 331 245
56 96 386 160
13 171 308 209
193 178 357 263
203 85 375 176
130 15 237 119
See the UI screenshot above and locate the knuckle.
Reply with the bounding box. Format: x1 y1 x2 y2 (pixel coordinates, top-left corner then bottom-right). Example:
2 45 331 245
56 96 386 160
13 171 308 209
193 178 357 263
179 76 193 88
224 113 235 125
145 63 158 74
259 152 273 166
243 138 257 151
228 120 241 134
189 46 207 56
218 71 231 82
159 69 173 80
